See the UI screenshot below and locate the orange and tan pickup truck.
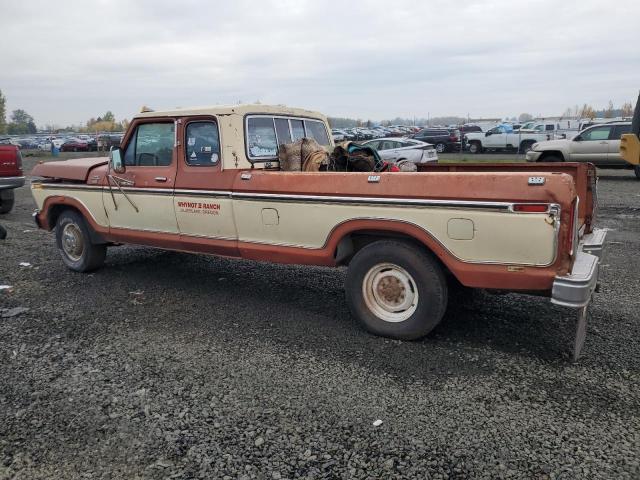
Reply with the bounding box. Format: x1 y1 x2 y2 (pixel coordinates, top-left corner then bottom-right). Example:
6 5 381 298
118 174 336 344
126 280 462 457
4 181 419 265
30 104 606 358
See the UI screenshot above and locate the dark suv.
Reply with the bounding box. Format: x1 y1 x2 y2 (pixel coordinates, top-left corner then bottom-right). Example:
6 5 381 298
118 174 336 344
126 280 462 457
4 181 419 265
410 128 461 153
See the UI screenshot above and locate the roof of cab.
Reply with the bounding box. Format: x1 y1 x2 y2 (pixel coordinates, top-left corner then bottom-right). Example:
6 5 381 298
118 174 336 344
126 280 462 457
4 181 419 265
134 104 328 121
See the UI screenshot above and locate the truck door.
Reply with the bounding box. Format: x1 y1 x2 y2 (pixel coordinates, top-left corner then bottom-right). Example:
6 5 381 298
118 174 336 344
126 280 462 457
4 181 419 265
103 120 179 234
569 125 613 165
173 116 239 249
485 127 506 149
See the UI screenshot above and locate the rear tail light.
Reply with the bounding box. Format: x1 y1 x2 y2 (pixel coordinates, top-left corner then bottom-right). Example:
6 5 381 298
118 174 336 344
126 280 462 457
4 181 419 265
512 204 549 213
16 150 23 170
569 199 580 256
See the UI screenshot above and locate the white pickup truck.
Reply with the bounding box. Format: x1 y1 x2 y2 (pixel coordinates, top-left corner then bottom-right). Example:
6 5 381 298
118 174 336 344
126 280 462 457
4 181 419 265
465 125 553 154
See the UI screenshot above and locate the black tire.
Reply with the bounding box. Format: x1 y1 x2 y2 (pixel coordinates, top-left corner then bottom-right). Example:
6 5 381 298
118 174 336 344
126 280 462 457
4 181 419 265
468 141 482 154
435 142 446 154
0 190 15 214
0 224 6 240
634 165 640 180
540 155 563 162
55 210 106 272
520 141 535 153
345 240 448 340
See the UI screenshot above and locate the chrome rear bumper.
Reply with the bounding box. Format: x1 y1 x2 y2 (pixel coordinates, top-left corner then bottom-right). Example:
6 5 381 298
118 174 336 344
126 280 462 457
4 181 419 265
551 228 606 308
0 175 25 190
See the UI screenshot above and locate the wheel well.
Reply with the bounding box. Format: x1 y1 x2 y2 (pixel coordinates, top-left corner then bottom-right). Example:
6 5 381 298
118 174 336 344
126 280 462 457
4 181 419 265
539 151 564 161
46 204 107 244
335 230 453 277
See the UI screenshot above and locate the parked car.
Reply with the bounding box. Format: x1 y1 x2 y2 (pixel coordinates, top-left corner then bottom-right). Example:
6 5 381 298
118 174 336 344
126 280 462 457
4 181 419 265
526 122 632 168
410 128 461 153
0 142 24 213
361 138 438 164
60 139 90 152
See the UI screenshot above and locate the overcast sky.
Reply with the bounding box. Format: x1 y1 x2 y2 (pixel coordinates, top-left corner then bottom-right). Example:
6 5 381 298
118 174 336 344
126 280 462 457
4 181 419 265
1 0 638 126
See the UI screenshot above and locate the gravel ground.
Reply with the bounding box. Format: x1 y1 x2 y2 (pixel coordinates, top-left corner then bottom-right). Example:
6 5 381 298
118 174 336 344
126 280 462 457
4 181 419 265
1 154 639 479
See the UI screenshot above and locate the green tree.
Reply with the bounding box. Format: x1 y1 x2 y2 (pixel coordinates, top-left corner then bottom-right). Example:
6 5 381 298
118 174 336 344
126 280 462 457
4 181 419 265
102 111 115 123
0 90 6 134
7 109 37 134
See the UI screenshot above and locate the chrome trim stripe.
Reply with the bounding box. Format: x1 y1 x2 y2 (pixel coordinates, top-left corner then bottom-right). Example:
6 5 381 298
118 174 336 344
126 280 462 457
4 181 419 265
32 183 104 191
175 189 233 197
232 192 514 210
34 183 559 216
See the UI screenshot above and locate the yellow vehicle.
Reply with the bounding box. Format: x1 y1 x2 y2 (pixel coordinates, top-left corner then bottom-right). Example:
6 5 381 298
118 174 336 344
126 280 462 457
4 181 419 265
620 92 640 179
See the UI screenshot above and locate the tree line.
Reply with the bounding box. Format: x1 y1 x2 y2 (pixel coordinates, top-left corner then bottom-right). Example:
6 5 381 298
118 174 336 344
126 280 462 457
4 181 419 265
0 89 128 135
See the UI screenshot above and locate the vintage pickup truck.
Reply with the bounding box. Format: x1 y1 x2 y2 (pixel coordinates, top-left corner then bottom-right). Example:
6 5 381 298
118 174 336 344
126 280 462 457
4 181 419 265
30 104 606 359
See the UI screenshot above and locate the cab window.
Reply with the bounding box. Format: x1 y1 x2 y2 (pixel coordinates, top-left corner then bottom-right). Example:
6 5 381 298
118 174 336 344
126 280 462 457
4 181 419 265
247 117 278 158
185 121 220 166
304 120 330 146
124 122 174 166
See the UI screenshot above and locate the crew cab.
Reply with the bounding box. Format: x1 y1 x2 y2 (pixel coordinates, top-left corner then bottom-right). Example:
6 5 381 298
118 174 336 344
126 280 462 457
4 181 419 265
0 141 25 214
30 104 606 359
465 125 552 154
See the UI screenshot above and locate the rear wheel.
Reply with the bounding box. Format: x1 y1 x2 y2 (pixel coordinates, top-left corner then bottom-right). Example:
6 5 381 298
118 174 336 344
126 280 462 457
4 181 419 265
55 210 106 272
0 190 15 214
435 143 446 153
345 240 448 340
468 141 482 154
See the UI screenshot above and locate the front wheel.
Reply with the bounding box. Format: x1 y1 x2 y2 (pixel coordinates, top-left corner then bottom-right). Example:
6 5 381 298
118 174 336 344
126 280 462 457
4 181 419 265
435 143 446 153
55 210 106 272
345 240 448 340
468 142 482 154
520 141 535 153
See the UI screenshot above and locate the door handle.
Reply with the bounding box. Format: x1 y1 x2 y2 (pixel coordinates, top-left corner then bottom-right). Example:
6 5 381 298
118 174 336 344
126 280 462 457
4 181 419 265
155 176 168 182
599 141 608 145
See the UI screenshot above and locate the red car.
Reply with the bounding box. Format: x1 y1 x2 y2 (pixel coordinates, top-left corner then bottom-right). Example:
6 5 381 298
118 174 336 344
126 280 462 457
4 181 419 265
60 140 90 152
0 142 25 213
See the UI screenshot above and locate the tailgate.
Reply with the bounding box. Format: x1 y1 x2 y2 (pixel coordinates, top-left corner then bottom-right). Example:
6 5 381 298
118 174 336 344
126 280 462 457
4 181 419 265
0 146 22 177
417 162 597 234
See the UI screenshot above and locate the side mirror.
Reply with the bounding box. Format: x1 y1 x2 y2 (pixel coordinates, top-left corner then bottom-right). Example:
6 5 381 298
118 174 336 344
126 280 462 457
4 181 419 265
573 136 582 142
485 132 491 137
110 147 125 173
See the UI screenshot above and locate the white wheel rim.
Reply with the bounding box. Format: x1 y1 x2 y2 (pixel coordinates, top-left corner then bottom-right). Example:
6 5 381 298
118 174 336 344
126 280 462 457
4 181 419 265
362 263 419 323
62 223 84 261
436 144 445 153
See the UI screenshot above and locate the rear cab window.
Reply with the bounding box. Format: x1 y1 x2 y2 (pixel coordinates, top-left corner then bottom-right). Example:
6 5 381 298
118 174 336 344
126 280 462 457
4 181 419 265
246 115 331 161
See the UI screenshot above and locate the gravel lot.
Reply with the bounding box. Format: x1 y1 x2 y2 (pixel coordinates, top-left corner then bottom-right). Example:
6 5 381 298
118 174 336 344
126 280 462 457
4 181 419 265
1 154 639 479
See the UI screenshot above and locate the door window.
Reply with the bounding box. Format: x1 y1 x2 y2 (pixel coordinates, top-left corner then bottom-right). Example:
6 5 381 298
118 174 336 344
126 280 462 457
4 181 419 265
124 122 174 166
185 121 220 166
580 126 612 141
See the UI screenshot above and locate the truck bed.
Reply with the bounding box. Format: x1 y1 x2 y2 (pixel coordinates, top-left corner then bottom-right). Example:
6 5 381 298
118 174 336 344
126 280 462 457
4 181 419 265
418 162 597 233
